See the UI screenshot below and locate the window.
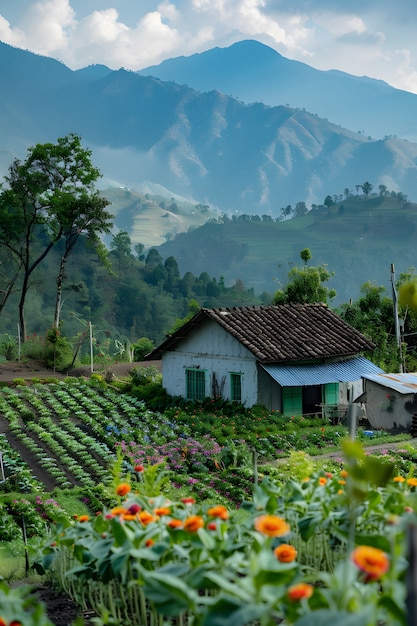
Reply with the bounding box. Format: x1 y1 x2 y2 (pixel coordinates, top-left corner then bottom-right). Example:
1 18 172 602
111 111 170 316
186 368 206 401
230 373 242 402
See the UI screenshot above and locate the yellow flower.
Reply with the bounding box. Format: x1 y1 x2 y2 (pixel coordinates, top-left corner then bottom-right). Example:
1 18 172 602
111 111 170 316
274 543 297 563
340 469 348 478
287 583 313 602
407 477 417 487
393 476 405 483
115 483 131 497
338 480 346 485
78 514 90 522
352 545 389 582
254 515 290 537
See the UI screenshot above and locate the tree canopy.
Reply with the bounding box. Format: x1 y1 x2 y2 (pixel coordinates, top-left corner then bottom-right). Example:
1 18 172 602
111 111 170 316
0 134 113 339
273 248 336 305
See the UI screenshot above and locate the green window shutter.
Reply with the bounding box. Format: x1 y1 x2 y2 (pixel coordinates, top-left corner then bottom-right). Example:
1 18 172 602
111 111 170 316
186 369 206 400
282 387 302 416
230 373 242 402
324 383 339 405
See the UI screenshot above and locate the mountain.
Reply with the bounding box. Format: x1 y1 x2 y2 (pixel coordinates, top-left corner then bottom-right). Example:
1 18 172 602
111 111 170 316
140 39 417 143
2 41 417 217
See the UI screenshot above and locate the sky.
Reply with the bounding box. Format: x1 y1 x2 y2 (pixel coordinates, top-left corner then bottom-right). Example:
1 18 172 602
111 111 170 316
1 0 417 94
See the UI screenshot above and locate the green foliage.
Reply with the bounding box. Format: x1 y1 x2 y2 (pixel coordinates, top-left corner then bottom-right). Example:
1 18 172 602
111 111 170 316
337 281 400 370
132 337 155 361
273 249 336 305
0 580 53 625
134 461 171 496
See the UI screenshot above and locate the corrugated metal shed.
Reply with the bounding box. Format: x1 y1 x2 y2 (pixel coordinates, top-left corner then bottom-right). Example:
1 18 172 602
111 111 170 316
261 356 383 387
362 372 417 395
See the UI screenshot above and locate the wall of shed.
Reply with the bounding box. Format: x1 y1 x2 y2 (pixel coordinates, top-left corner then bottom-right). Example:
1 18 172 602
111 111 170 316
364 381 416 431
257 365 281 410
161 320 259 406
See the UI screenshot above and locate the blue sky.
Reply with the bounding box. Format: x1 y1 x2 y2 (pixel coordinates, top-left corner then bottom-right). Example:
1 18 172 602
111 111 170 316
1 0 417 93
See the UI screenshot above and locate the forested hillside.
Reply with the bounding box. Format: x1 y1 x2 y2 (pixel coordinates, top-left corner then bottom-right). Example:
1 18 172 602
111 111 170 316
159 189 417 303
0 233 266 351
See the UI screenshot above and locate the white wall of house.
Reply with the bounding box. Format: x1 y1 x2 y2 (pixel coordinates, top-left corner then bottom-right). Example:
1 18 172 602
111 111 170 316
364 381 415 430
162 320 259 406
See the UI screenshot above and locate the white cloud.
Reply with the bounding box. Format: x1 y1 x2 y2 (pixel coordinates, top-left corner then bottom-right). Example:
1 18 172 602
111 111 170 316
0 0 416 94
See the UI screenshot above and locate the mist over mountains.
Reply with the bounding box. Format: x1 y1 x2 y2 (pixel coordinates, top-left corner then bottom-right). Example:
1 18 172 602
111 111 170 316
2 40 417 216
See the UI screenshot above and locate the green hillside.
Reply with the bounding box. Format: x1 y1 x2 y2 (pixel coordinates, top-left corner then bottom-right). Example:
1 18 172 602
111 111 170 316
157 194 417 303
104 187 216 248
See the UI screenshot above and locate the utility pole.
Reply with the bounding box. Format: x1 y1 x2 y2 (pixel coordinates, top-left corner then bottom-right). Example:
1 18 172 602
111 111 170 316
391 263 403 373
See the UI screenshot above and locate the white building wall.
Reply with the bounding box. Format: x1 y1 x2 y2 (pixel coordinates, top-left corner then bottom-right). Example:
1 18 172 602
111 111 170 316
364 382 414 430
162 320 259 406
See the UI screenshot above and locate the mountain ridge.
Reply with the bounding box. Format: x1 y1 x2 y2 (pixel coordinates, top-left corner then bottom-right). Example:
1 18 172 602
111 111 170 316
1 40 417 214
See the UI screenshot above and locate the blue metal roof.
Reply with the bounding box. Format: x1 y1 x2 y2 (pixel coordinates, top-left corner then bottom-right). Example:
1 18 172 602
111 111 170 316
262 356 383 387
362 372 417 395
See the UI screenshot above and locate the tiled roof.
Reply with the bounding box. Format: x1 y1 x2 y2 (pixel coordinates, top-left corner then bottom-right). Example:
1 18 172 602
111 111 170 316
147 303 375 363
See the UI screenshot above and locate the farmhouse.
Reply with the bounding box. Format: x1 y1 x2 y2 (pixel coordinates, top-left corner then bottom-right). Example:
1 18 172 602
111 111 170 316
358 372 417 432
147 304 383 416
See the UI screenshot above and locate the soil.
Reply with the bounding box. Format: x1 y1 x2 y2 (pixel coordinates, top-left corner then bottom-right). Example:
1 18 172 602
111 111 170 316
0 358 161 384
35 584 95 625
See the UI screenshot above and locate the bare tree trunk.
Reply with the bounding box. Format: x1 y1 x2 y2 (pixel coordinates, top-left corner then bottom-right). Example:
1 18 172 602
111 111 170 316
54 255 66 328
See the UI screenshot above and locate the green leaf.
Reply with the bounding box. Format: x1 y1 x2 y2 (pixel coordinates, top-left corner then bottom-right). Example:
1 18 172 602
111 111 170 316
342 439 365 462
298 515 321 541
294 608 371 626
142 572 197 614
202 595 266 626
197 527 216 550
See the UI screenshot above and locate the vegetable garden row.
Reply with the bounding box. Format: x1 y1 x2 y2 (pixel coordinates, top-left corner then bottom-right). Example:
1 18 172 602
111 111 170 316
1 378 417 624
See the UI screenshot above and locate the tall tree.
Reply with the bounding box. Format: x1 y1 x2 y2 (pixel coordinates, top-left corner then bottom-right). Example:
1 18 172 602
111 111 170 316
273 248 336 305
0 133 112 339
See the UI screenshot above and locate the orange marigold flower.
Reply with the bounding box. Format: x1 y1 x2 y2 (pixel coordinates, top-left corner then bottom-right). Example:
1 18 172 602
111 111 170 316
393 476 405 483
154 507 171 516
207 505 229 520
167 519 183 529
274 543 297 563
122 513 137 521
145 538 154 547
407 478 417 487
287 583 314 602
116 483 131 497
254 515 290 537
340 470 348 478
181 497 195 504
338 489 344 495
352 545 389 582
207 521 217 531
78 515 90 523
318 477 327 486
338 480 346 485
139 510 156 526
183 515 204 532
111 506 128 516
